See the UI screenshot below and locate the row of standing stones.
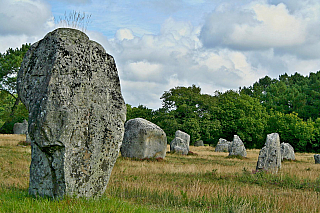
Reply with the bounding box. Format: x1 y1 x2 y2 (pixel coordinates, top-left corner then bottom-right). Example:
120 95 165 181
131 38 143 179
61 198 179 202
13 28 320 199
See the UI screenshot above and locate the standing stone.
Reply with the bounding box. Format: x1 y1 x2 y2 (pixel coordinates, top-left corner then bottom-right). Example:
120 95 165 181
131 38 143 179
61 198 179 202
228 135 247 157
13 120 28 134
120 118 167 159
314 154 320 164
280 142 295 161
256 133 281 173
17 28 126 198
215 138 231 152
170 130 190 154
194 140 204 147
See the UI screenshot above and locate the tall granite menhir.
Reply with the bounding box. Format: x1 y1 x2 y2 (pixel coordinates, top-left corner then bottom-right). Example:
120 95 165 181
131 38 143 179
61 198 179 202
17 28 126 198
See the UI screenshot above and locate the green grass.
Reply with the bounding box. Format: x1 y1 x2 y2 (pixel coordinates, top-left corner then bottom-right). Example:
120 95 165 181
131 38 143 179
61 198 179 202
0 186 165 213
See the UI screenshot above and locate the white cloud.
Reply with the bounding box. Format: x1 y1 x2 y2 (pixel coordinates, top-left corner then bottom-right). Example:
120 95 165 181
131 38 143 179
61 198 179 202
200 2 307 50
115 28 134 41
0 0 53 36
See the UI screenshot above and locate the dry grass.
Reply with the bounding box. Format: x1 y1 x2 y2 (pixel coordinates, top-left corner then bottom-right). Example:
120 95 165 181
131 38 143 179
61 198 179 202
1 135 320 212
108 145 320 212
0 134 27 146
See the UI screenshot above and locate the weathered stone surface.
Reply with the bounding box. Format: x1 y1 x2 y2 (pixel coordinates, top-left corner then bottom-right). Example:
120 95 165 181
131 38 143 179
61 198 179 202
13 120 28 134
170 137 189 154
17 28 126 198
120 118 167 159
175 130 190 147
170 130 190 154
194 140 204 147
215 138 231 152
314 154 320 164
228 135 247 157
280 142 295 161
13 120 31 143
256 133 281 173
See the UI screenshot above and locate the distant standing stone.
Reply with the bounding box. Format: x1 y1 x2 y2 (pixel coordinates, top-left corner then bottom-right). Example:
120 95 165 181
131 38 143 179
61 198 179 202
194 140 204 147
13 120 28 134
120 118 167 159
17 28 126 198
228 135 247 157
170 130 190 154
280 142 295 161
256 133 281 173
215 138 231 152
314 154 320 164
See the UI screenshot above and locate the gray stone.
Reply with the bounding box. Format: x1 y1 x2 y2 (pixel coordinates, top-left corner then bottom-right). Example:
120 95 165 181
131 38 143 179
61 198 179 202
194 140 204 147
175 130 190 147
120 118 167 159
280 142 295 161
315 154 320 164
256 133 281 173
228 135 247 157
215 138 231 152
13 120 28 134
170 130 190 154
13 120 31 143
17 28 126 198
170 137 189 154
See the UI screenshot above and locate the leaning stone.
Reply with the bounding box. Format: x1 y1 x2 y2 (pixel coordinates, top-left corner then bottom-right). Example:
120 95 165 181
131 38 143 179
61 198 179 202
175 130 190 148
194 140 204 147
315 154 320 164
256 133 281 173
17 28 126 198
120 118 167 159
215 138 231 152
170 137 189 155
228 135 247 157
280 142 295 161
170 130 190 154
13 120 28 134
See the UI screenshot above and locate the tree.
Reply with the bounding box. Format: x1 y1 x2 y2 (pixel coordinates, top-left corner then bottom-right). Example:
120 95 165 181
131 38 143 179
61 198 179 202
0 44 30 133
215 91 269 148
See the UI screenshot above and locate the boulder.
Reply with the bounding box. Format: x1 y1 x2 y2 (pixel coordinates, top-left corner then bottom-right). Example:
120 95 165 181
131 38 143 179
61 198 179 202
280 142 295 161
17 28 126 198
228 135 247 157
13 120 28 134
315 154 320 164
13 120 31 143
194 140 204 147
215 138 231 152
170 130 190 154
256 133 281 173
120 118 167 159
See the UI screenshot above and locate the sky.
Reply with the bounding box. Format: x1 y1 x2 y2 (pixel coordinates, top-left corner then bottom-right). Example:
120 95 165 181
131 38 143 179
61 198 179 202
1 0 320 109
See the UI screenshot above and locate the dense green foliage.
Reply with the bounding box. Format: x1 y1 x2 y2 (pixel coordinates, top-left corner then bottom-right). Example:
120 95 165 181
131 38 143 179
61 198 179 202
127 72 320 152
0 44 30 133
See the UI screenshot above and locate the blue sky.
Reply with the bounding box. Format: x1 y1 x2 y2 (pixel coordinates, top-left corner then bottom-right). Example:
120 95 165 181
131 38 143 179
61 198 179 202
1 0 320 109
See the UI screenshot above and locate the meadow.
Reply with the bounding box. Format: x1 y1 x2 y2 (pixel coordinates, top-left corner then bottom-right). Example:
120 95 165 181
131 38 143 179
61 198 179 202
0 134 319 212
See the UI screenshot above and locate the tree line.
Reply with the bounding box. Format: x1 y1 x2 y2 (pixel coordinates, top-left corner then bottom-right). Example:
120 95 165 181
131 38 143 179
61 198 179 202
1 44 320 152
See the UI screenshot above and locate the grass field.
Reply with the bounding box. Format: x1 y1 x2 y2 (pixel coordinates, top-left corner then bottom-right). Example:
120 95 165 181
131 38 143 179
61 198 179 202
0 134 319 212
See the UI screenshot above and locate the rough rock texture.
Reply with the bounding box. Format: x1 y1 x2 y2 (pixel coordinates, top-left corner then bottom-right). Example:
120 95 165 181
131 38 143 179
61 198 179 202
120 118 167 159
256 133 281 173
170 130 190 154
315 154 320 164
228 135 247 157
17 28 126 198
280 142 295 161
194 140 204 147
215 138 231 152
13 120 28 134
